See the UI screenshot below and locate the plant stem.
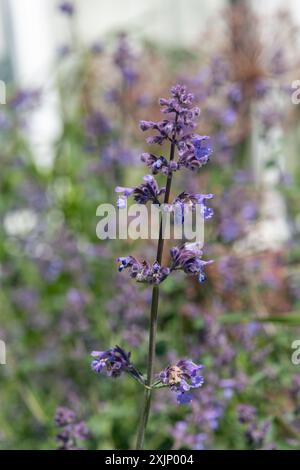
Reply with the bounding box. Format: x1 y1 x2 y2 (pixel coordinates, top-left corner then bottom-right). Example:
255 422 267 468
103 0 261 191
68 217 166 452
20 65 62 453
135 117 177 450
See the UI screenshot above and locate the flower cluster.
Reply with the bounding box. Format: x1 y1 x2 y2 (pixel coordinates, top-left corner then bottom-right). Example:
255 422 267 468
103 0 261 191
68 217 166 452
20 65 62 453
116 175 165 208
170 243 213 283
55 407 89 450
91 345 132 378
236 404 271 449
172 192 214 221
159 360 204 404
117 257 170 284
113 33 138 85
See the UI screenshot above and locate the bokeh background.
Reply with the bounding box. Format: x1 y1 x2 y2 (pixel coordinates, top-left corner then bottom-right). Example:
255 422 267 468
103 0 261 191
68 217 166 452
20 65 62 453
1 0 300 450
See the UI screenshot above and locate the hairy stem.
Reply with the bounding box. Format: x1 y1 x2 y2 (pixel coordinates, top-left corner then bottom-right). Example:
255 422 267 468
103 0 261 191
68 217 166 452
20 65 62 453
135 117 177 450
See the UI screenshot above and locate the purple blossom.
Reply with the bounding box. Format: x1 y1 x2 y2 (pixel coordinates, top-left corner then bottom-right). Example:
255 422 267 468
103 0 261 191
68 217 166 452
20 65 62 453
140 84 200 146
117 257 170 284
91 345 132 377
58 2 74 16
85 111 111 138
115 175 165 208
55 407 89 450
170 243 213 283
159 360 204 404
177 135 212 171
237 404 257 424
141 153 170 175
245 421 270 448
9 89 41 112
227 83 242 104
55 407 76 427
139 85 212 174
113 33 138 85
172 192 214 221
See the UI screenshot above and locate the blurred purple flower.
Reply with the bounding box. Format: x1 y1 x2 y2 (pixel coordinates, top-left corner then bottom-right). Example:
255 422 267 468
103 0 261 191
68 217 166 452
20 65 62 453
58 2 75 16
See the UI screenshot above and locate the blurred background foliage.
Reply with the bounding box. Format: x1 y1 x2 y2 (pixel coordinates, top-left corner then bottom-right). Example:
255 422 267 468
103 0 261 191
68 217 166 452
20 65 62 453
1 0 300 450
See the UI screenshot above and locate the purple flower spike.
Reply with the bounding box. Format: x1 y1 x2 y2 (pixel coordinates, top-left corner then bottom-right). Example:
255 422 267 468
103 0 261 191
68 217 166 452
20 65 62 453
159 359 204 404
91 345 131 378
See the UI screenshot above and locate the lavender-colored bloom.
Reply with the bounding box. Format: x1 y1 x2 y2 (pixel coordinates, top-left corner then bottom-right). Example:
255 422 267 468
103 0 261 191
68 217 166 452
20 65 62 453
55 407 76 427
177 135 212 171
113 33 138 85
58 2 74 16
93 142 137 170
115 175 165 208
85 111 111 138
173 192 214 221
255 78 269 98
117 257 170 285
270 49 286 75
0 112 10 131
55 407 89 450
91 345 131 377
159 360 204 404
245 421 270 448
9 89 41 112
227 83 242 104
140 85 212 173
237 404 257 424
141 153 170 175
140 84 200 145
221 108 237 126
170 243 213 283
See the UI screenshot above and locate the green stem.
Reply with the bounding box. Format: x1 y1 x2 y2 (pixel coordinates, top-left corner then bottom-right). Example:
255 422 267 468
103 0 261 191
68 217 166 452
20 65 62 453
135 116 177 450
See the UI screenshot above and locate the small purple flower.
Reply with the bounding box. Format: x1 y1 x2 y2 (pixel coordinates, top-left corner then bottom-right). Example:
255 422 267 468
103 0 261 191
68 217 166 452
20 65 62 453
178 135 212 171
227 83 242 104
91 345 132 377
85 111 111 137
245 421 270 448
141 153 170 175
173 192 214 221
55 407 76 427
237 404 257 424
117 257 170 284
58 2 74 16
159 360 204 404
113 33 138 85
115 175 165 208
9 89 41 112
170 243 213 283
55 407 89 450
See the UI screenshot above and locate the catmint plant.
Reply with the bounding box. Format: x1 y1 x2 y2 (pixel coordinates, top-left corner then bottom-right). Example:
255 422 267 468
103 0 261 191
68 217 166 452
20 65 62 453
91 84 213 449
